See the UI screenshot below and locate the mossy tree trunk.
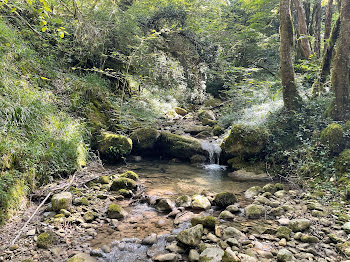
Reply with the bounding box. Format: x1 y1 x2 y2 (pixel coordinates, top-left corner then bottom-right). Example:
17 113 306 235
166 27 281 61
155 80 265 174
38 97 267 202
312 16 340 96
293 0 312 59
331 0 350 120
323 0 334 52
312 0 321 58
280 0 302 111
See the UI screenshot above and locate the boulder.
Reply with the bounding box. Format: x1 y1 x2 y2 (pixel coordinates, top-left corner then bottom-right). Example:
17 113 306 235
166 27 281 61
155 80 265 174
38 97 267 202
199 248 224 262
320 123 344 153
98 131 132 161
244 186 262 199
110 177 137 191
67 253 97 262
51 192 72 211
156 132 207 161
177 224 204 246
156 198 174 212
106 204 127 219
191 195 211 210
175 195 192 208
335 149 350 174
221 124 269 158
289 219 311 232
130 128 159 154
245 204 265 219
213 192 237 208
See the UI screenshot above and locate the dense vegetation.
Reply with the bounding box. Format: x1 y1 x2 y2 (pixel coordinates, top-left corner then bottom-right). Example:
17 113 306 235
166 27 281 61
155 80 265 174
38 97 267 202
0 0 349 224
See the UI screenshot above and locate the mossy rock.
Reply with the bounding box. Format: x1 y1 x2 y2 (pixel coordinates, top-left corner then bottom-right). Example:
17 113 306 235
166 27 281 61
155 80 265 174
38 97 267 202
320 123 344 153
98 176 111 184
98 131 132 161
335 149 350 174
244 204 265 219
191 216 217 229
37 231 57 249
130 128 159 154
276 226 292 240
117 189 133 198
175 107 188 116
67 253 97 262
106 204 127 219
213 125 225 136
198 110 216 121
213 192 237 208
110 177 137 191
83 211 97 222
120 171 139 181
221 124 269 159
190 154 207 164
156 132 207 161
51 192 72 211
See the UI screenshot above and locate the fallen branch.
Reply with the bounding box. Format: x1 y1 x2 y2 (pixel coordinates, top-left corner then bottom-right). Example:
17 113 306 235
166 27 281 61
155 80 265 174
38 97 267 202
11 192 51 245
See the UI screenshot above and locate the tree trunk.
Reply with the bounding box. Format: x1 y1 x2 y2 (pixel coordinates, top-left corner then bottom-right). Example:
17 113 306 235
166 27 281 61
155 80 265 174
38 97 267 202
312 17 340 96
280 0 302 111
312 0 322 58
303 0 311 31
293 0 312 59
331 0 350 120
323 0 334 52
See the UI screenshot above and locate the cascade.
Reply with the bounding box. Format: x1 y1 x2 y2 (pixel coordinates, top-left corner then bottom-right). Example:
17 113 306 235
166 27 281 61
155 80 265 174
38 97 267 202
201 140 222 165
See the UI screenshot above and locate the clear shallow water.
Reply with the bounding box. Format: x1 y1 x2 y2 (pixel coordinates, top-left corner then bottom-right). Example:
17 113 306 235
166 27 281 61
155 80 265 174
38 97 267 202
120 160 269 198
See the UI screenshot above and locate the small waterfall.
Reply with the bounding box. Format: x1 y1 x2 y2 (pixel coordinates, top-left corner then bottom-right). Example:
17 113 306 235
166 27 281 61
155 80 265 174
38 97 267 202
201 140 222 165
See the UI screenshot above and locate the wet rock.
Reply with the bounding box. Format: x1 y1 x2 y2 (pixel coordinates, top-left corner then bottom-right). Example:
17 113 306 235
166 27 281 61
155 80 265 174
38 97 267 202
276 227 292 240
153 253 178 261
36 231 57 249
277 248 294 261
177 224 204 246
67 253 98 262
289 219 311 232
222 227 245 240
245 204 265 219
110 177 137 191
156 198 174 212
213 192 237 208
244 186 262 199
199 247 224 262
219 210 234 220
189 249 200 261
175 195 192 208
51 192 72 211
106 204 127 219
142 233 157 245
191 216 217 229
191 195 211 210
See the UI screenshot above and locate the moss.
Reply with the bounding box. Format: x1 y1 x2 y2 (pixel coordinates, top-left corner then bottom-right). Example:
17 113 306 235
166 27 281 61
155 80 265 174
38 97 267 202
198 110 216 121
320 123 344 153
97 132 132 161
110 177 137 191
156 132 206 160
221 124 269 158
117 189 133 198
276 226 292 240
98 176 111 184
51 192 72 211
213 192 237 208
37 231 57 249
213 125 225 136
120 171 139 181
106 204 126 219
335 149 350 174
80 198 89 206
130 128 159 153
190 216 217 229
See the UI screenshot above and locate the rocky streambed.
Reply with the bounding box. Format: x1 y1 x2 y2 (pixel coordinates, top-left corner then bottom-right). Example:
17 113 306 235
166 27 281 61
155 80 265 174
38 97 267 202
1 161 350 262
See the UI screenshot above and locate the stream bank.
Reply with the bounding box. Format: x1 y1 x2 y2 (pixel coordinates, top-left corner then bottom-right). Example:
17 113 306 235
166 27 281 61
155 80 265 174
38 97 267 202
1 159 350 262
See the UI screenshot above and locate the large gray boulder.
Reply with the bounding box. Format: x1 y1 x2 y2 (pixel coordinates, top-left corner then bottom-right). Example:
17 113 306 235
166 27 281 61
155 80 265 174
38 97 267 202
199 248 224 262
177 224 204 246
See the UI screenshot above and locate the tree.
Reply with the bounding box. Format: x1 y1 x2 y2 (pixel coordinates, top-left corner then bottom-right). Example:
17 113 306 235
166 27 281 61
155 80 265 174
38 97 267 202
323 0 334 52
280 0 302 111
293 0 312 59
331 0 350 120
312 0 321 58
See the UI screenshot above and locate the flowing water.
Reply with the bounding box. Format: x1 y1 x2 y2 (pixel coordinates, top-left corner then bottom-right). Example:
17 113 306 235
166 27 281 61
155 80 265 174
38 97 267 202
93 159 271 261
